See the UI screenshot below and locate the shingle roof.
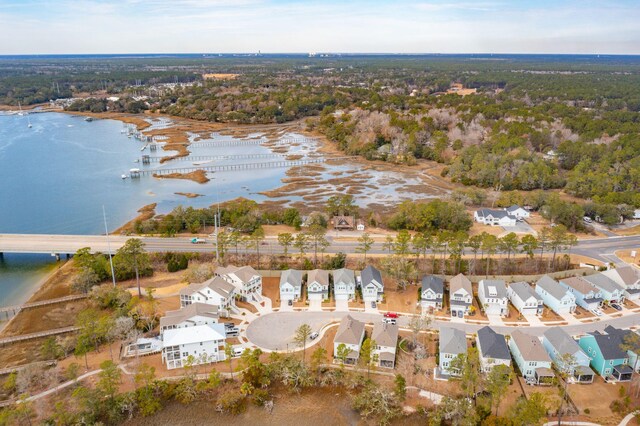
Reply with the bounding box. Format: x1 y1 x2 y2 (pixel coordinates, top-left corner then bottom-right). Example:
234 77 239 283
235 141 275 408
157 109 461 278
614 266 640 287
372 322 399 348
162 323 226 347
582 273 625 294
335 315 365 346
160 303 219 328
509 281 542 303
217 264 259 283
604 326 640 353
536 275 569 301
333 268 355 286
422 275 444 294
450 274 472 296
560 276 597 295
543 327 582 356
477 209 510 219
439 327 467 355
510 330 551 362
362 265 383 289
506 205 523 213
588 330 628 360
307 269 330 287
280 269 303 290
477 326 510 361
479 279 507 299
180 276 235 298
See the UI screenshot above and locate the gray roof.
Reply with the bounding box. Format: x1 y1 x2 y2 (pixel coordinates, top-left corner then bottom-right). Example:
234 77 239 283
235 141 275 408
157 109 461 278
450 274 472 296
307 269 330 287
587 330 628 360
477 326 510 361
536 275 569 301
510 330 551 362
560 276 597 295
372 322 399 348
160 303 219 328
506 205 523 213
439 327 467 355
180 276 235 299
604 326 640 353
335 315 365 346
582 273 625 294
362 265 383 288
477 208 510 219
422 275 444 294
479 279 507 299
543 327 582 356
333 268 355 286
280 269 303 290
509 281 542 302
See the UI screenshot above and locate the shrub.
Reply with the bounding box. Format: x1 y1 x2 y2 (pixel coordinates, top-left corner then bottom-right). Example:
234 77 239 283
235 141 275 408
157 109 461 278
217 390 246 415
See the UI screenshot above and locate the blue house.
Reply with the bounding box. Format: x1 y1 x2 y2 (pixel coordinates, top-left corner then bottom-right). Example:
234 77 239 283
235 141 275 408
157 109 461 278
542 327 594 383
509 330 554 385
578 330 633 381
559 276 603 312
582 274 625 304
535 275 576 315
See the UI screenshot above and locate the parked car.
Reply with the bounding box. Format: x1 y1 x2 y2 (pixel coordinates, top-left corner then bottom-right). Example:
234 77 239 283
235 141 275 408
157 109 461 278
382 318 397 325
610 303 623 311
309 332 319 340
233 347 245 357
371 301 377 309
583 216 593 223
384 312 399 319
191 237 206 244
288 300 293 306
591 308 603 317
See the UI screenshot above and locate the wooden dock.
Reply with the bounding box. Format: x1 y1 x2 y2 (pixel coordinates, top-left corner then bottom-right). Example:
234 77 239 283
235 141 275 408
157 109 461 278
0 361 56 376
0 326 80 346
0 294 88 320
140 157 328 177
141 153 297 164
186 137 316 148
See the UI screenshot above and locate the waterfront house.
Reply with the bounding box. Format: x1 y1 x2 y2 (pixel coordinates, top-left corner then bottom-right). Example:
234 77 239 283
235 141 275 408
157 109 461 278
179 277 236 314
216 265 262 302
604 326 640 373
333 268 356 301
333 215 355 231
509 330 554 385
559 276 603 311
578 330 633 381
160 303 219 336
535 275 576 315
449 274 473 319
439 327 467 377
162 323 227 370
421 275 444 310
476 326 511 373
279 269 303 302
307 269 330 301
602 266 640 301
474 209 517 227
507 281 544 316
542 327 594 383
372 321 399 368
333 315 365 365
505 205 530 219
477 279 509 316
582 273 625 304
361 265 384 303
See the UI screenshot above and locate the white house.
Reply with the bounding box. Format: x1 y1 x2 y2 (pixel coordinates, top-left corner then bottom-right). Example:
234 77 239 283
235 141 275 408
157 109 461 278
474 209 517 227
361 265 384 303
505 205 530 219
582 273 625 304
162 323 227 370
160 303 219 336
449 274 473 319
509 330 554 385
307 269 330 301
216 265 262 302
179 277 236 314
439 327 467 377
559 276 603 311
356 220 365 231
333 315 366 365
280 269 303 302
535 275 576 315
372 322 399 368
421 275 444 310
507 281 543 316
476 326 511 373
333 268 356 300
602 266 640 301
477 279 509 316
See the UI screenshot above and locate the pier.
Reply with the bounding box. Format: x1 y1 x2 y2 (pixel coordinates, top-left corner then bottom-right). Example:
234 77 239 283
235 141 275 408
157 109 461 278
0 326 80 346
0 294 89 320
141 153 308 164
185 137 316 148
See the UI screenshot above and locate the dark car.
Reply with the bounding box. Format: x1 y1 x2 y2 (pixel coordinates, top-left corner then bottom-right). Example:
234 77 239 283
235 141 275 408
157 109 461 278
610 303 622 311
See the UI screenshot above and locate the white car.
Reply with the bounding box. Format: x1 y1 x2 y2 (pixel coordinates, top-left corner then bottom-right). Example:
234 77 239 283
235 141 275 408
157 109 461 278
591 309 603 317
309 332 319 340
583 216 593 223
382 318 397 325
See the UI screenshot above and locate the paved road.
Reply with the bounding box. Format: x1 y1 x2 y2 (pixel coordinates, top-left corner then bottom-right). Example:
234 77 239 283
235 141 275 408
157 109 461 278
245 310 640 351
1 234 638 264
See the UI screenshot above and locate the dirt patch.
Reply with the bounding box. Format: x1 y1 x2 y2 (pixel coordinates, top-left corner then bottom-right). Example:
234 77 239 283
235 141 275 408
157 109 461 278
154 170 210 184
614 249 640 265
613 224 640 236
202 73 239 80
175 192 204 198
114 203 157 234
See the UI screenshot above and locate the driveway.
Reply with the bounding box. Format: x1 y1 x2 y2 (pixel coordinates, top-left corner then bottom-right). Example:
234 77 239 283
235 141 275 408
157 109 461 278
279 300 293 312
502 221 535 235
308 299 322 312
245 311 640 351
335 299 349 311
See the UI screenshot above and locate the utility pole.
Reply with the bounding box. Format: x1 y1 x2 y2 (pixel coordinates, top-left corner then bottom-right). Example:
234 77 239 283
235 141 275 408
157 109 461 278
103 206 117 287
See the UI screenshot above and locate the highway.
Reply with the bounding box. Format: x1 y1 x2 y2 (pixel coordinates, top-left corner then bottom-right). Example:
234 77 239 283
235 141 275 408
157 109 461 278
0 233 638 264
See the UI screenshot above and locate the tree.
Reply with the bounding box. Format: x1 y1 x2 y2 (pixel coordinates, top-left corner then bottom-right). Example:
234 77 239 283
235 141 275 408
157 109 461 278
116 238 150 297
352 383 400 425
294 233 309 257
224 343 234 379
72 267 101 294
250 227 265 269
97 360 122 413
485 363 513 416
294 323 312 365
555 352 578 425
510 392 548 426
537 226 551 270
310 346 327 372
481 233 498 277
336 343 350 368
383 235 394 254
408 314 432 348
393 230 412 257
499 232 519 273
620 332 640 397
356 232 374 262
308 225 330 267
467 234 483 275
41 336 64 360
360 337 377 378
394 374 407 401
277 233 294 257
449 347 482 407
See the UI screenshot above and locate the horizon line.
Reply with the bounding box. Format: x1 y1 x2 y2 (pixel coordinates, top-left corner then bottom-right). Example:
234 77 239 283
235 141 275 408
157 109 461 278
2 52 640 57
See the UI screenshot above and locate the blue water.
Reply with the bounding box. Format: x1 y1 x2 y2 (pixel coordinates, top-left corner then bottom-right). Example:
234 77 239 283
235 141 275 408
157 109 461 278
0 112 293 308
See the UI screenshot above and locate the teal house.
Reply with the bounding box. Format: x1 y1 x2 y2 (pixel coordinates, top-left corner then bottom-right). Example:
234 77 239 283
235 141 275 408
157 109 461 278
578 330 633 381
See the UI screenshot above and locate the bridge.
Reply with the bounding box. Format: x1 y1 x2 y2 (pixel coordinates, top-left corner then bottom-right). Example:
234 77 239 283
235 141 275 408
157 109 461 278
184 137 316 148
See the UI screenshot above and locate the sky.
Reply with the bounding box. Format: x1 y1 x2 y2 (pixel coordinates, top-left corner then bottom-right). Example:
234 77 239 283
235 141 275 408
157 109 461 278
0 0 639 55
